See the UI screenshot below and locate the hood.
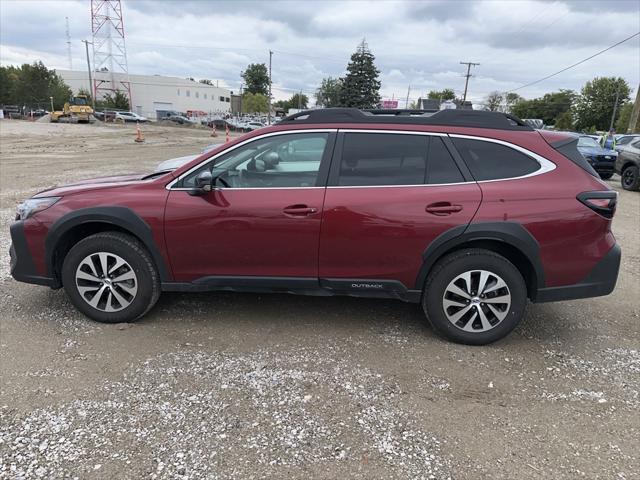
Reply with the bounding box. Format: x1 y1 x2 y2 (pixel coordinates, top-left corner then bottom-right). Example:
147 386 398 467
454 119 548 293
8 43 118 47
577 145 617 157
155 154 199 172
33 172 162 198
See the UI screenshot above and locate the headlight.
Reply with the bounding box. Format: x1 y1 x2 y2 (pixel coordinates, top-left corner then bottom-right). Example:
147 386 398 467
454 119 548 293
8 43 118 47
16 197 60 220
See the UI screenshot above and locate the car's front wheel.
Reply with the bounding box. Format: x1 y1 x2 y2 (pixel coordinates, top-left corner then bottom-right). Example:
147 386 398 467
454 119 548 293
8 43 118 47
422 248 527 345
61 232 160 323
621 165 640 191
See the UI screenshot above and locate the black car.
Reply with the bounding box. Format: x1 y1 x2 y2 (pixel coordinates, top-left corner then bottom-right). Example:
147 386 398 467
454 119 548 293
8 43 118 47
576 135 617 179
615 137 640 191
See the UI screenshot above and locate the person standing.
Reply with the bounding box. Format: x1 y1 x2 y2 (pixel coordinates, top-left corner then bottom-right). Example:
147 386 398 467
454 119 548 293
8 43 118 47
600 129 617 150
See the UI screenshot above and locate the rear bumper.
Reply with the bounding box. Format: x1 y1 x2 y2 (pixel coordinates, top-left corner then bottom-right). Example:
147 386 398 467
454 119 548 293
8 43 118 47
9 221 57 288
534 243 621 303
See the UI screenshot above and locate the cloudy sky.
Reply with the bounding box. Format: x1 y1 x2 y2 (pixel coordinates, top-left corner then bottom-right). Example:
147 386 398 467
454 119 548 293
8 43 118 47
1 0 639 105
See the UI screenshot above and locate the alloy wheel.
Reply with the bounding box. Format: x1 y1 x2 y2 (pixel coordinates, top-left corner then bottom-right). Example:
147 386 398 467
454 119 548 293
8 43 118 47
442 270 511 332
75 252 138 312
622 168 635 188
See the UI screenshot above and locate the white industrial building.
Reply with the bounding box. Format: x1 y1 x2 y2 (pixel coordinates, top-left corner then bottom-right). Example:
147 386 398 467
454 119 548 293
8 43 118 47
57 70 232 119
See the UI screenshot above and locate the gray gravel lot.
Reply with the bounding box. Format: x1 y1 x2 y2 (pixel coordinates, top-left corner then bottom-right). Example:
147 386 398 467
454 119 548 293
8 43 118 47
0 120 639 479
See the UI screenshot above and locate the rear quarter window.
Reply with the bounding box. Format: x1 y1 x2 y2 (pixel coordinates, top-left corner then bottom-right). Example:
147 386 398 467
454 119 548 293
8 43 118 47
451 137 540 181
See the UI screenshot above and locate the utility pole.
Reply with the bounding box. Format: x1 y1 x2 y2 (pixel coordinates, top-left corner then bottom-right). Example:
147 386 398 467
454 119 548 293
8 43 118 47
609 84 621 131
65 17 72 70
239 83 243 115
460 61 480 107
268 50 273 125
81 40 95 111
298 90 302 110
628 84 640 133
405 85 411 109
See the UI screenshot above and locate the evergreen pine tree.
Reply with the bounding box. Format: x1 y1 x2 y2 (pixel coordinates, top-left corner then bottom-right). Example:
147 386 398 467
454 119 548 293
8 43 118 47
340 40 381 109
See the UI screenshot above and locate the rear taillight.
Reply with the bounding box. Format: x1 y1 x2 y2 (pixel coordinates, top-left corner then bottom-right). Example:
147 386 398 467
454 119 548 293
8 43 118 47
577 191 617 219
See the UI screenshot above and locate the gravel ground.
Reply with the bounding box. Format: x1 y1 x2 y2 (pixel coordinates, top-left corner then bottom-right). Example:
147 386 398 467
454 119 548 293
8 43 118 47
0 120 638 479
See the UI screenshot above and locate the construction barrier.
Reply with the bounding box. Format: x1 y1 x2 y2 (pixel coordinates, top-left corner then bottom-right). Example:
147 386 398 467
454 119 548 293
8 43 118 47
134 122 145 143
225 124 230 143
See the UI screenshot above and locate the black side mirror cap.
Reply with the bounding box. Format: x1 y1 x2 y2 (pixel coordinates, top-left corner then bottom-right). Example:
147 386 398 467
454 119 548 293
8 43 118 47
188 170 212 196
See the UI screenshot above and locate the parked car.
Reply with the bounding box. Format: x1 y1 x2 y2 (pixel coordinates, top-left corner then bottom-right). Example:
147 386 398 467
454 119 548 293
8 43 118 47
10 108 620 345
614 137 640 191
167 115 194 125
245 121 265 131
115 111 148 123
576 135 617 179
614 134 640 153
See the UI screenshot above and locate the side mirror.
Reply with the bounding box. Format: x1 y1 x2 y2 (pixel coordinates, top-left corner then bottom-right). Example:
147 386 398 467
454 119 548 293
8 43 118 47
188 170 212 196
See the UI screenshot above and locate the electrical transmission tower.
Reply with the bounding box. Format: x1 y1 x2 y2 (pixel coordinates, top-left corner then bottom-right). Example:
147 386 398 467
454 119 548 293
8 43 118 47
90 0 131 105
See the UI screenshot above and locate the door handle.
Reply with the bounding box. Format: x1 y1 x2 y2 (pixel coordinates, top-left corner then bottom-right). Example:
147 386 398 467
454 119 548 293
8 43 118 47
425 202 463 216
283 204 318 216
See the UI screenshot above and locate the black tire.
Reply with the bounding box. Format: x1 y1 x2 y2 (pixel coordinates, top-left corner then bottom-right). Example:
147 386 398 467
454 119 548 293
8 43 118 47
599 172 613 180
621 165 640 191
422 248 527 345
61 232 160 323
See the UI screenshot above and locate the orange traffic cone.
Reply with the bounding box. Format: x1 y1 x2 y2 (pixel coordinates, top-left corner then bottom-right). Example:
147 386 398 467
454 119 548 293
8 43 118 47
210 122 217 137
225 124 230 143
134 121 145 143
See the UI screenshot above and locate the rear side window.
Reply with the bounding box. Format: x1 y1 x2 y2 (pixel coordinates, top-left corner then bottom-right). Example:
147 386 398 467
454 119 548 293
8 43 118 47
427 137 465 184
451 138 540 181
337 133 464 186
552 137 598 177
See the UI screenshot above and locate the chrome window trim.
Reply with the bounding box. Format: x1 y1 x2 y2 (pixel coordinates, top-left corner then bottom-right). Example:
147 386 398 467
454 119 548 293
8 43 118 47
166 129 337 190
166 128 557 191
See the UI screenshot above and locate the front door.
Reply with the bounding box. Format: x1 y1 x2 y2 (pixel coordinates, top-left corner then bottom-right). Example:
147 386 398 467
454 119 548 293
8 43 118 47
164 131 336 282
319 131 482 290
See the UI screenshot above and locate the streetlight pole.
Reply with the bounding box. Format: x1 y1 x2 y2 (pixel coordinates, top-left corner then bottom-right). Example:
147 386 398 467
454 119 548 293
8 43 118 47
81 40 95 111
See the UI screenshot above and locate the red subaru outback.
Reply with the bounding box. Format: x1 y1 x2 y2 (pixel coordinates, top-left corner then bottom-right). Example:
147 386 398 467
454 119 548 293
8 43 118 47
10 109 620 344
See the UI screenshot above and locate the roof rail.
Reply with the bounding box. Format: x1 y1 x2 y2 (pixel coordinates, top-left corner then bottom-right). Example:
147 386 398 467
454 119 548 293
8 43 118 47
279 108 533 131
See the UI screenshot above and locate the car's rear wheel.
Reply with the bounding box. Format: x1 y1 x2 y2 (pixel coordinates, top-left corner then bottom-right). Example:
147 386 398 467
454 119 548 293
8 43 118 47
61 232 160 323
422 248 527 345
621 165 640 191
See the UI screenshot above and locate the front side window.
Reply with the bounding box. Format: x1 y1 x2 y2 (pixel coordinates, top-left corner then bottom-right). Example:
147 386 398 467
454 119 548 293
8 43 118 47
451 137 540 181
180 133 328 189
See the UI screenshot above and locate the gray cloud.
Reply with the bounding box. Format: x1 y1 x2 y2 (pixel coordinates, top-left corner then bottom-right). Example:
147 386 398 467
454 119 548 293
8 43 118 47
1 0 638 104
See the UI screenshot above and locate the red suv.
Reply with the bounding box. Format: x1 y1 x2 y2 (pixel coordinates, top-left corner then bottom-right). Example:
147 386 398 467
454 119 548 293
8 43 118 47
10 109 620 344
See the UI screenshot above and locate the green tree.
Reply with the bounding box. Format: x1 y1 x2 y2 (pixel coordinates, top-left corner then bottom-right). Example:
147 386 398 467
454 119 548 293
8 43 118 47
554 110 574 131
2 62 72 109
511 89 576 125
241 63 270 96
485 91 503 111
274 92 309 111
614 102 638 133
100 90 130 110
427 88 456 101
573 77 630 131
315 77 343 107
242 92 269 113
504 92 523 113
340 40 381 109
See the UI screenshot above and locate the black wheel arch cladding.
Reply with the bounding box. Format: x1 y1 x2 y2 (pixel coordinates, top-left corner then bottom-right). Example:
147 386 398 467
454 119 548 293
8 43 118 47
415 221 544 293
45 206 171 282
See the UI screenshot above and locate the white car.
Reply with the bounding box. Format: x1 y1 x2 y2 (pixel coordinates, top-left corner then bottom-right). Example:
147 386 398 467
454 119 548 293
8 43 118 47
115 111 148 122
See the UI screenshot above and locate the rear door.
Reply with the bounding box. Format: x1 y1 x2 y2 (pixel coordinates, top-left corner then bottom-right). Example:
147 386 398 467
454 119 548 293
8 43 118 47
319 130 482 291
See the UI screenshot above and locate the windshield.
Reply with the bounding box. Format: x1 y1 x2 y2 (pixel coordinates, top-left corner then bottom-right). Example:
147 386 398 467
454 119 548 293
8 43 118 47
577 137 599 148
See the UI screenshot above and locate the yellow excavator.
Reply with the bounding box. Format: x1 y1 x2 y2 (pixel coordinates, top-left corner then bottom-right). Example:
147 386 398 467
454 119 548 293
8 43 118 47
50 95 93 123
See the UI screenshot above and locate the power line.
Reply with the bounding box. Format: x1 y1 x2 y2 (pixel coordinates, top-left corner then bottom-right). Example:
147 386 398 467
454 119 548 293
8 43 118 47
507 31 640 93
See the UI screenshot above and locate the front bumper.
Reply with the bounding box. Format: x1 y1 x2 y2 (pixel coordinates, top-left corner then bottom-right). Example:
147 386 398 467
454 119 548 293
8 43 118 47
9 221 57 288
534 243 621 303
